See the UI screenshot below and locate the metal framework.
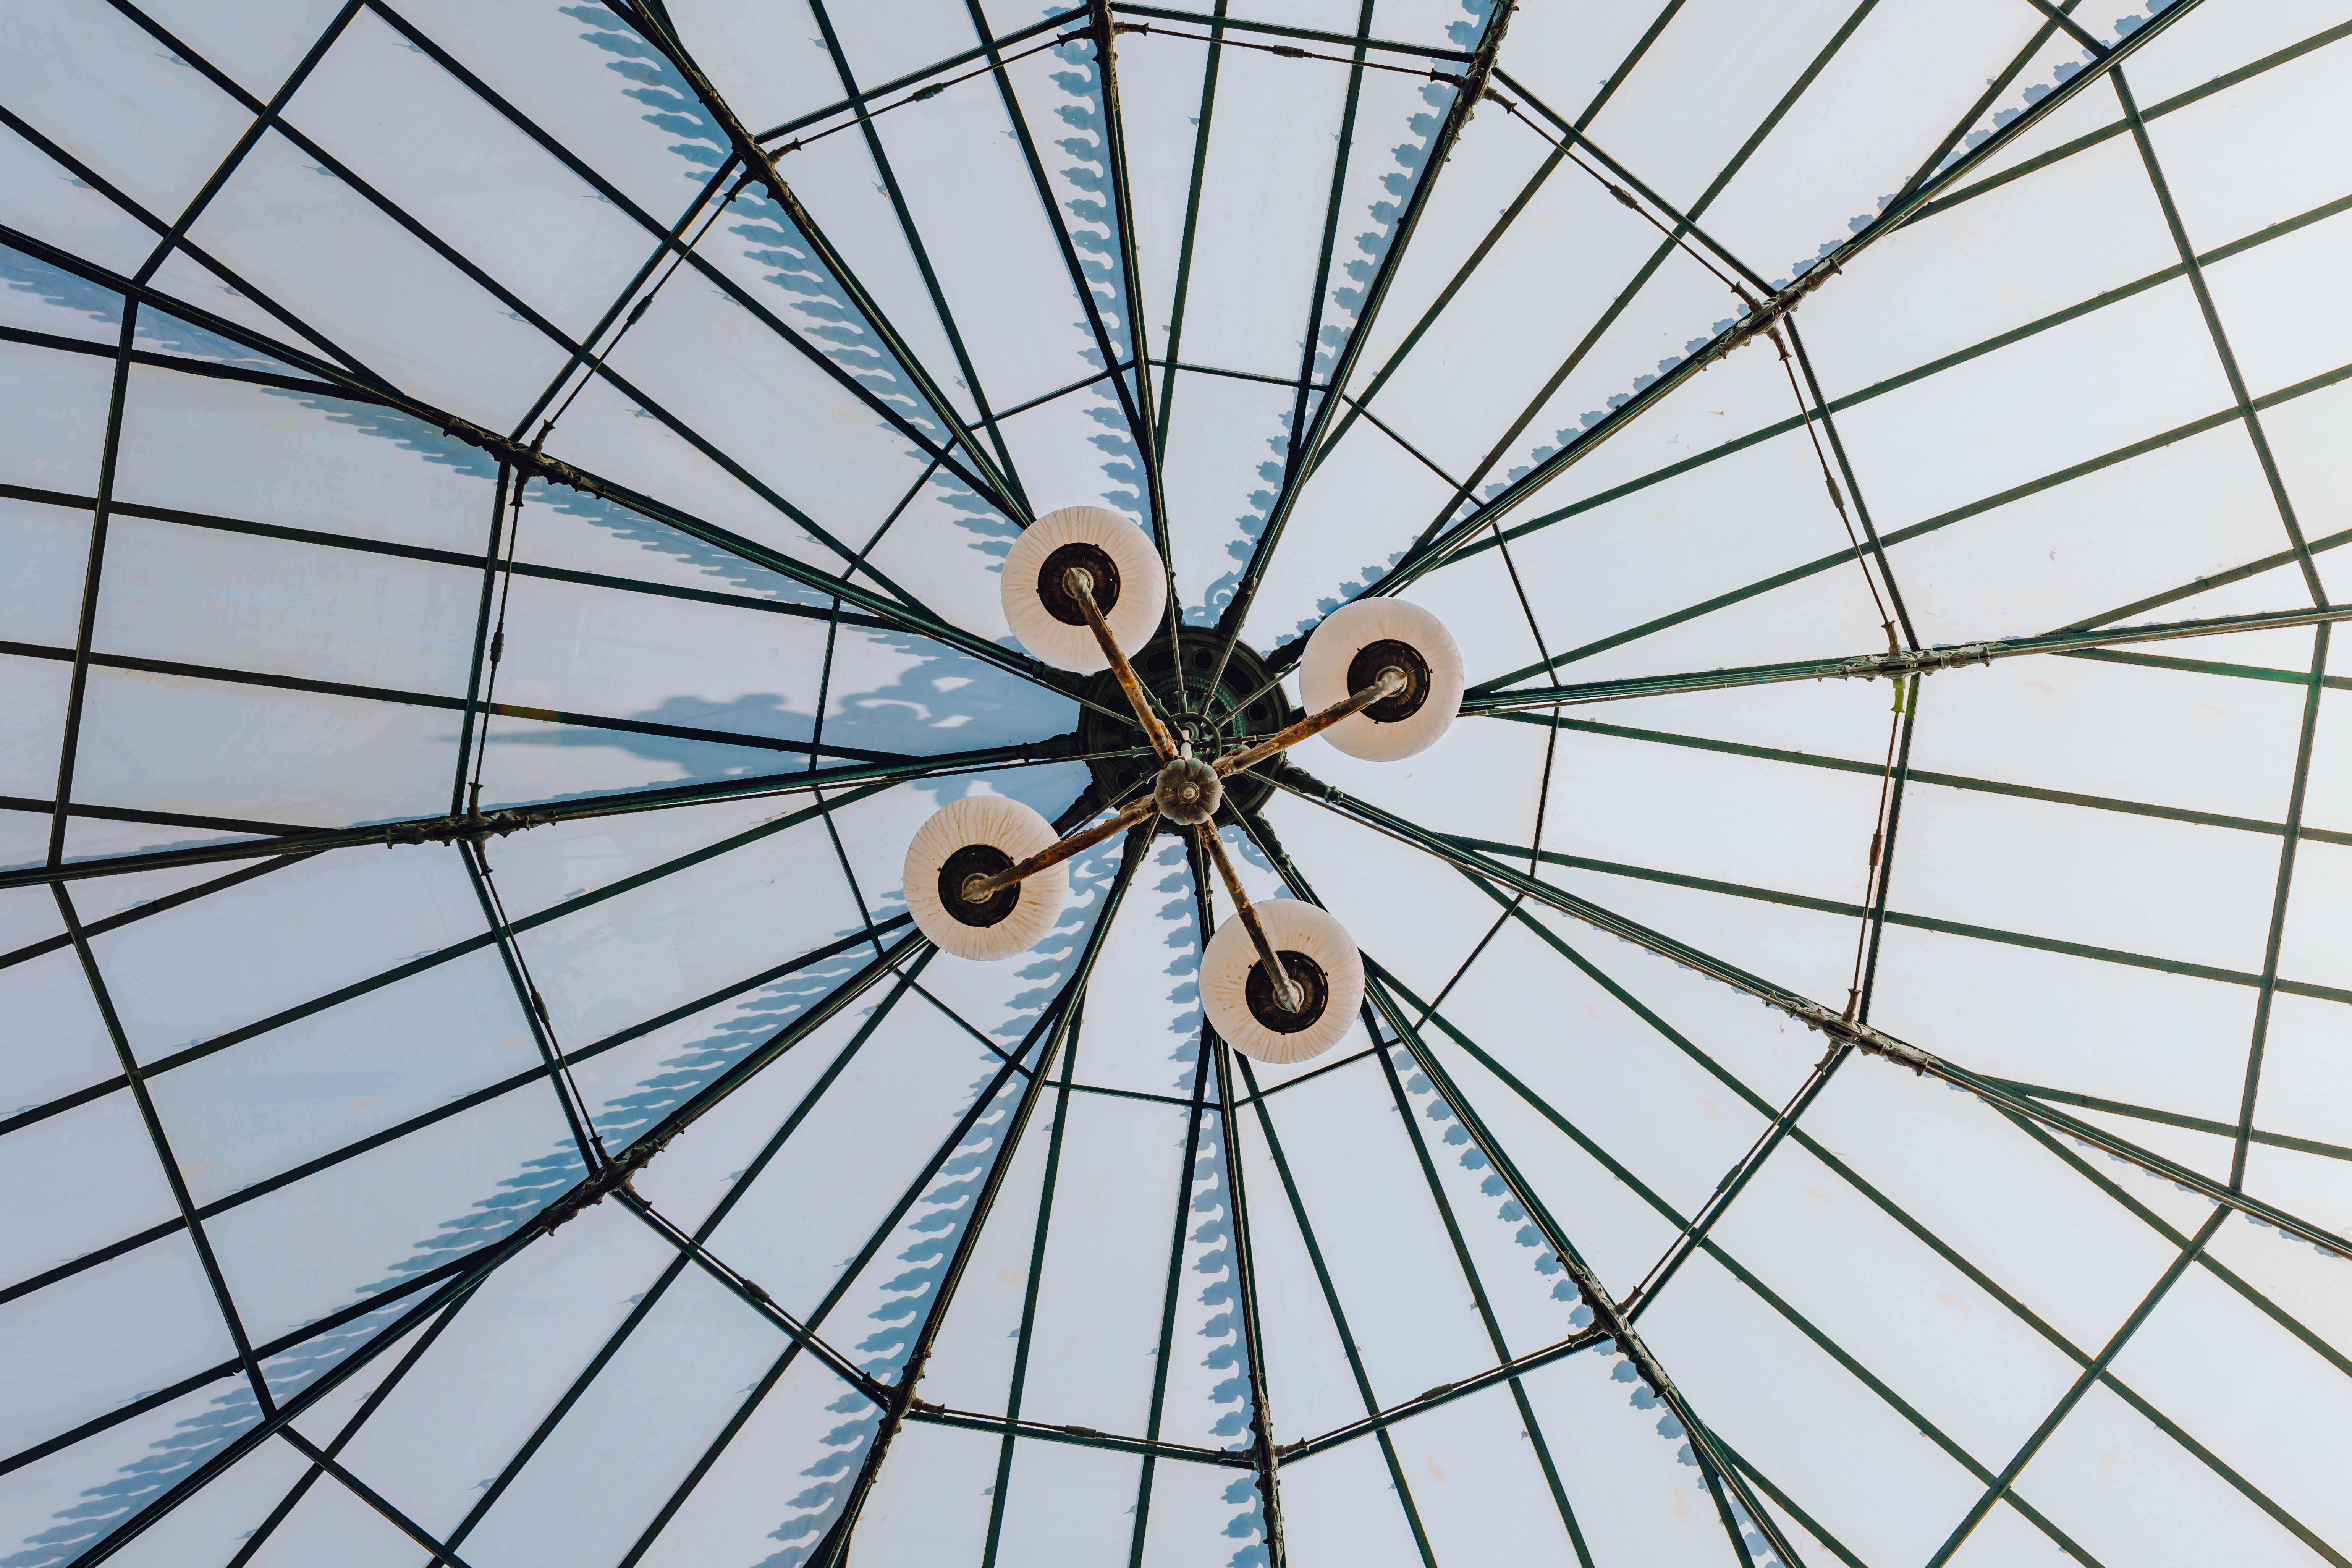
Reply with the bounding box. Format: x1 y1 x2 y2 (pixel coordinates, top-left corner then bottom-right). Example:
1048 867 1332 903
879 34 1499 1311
10 2 2352 1565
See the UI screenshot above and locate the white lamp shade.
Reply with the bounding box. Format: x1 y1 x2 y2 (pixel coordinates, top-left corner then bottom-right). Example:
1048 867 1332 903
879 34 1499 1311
1001 505 1167 672
1297 599 1464 761
903 795 1068 961
1201 898 1364 1063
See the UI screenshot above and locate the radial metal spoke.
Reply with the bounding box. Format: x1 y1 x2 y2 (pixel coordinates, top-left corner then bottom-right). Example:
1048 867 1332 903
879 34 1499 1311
979 964 1090 1568
68 924 926 1563
1201 3 1513 694
579 5 1030 522
1461 603 2352 711
1234 810 1803 1565
1086 0 1184 693
958 0 1160 515
1189 834 1291 1566
0 740 1101 892
1379 0 2210 592
2114 66 2327 605
1270 772 2352 1257
811 827 1150 1568
0 224 1089 699
1128 994 1221 1563
2231 626 2329 1187
1926 1209 2231 1566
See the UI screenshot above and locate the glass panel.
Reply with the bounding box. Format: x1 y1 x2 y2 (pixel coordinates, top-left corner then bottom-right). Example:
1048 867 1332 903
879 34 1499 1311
1159 367 1295 628
0 0 253 228
0 1377 262 1568
134 0 345 104
0 942 118 1112
1277 1438 1433 1568
2012 1379 2319 1565
0 121 160 282
146 947 532 1210
988 1437 1145 1564
283 9 661 344
1136 1458 1268 1568
92 516 480 696
321 1201 676 1537
0 654 69 806
0 339 115 495
457 1265 797 1565
199 1081 582 1345
0 1088 179 1294
1349 1380 1585 1564
846 1418 998 1563
2143 31 2352 249
631 1349 873 1567
112 368 498 555
0 1231 241 1459
67 668 463 829
184 129 574 429
1064 832 1201 1098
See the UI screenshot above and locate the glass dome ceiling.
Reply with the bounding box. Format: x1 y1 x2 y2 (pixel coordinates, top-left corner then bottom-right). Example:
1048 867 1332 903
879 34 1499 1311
5 0 2352 1562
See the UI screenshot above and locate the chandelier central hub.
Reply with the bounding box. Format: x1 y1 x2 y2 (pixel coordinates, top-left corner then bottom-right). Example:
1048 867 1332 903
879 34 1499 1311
1152 754 1223 827
1077 634 1291 826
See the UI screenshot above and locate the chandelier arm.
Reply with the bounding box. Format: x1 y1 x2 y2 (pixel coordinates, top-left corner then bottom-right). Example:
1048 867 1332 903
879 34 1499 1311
1069 568 1181 761
961 791 1163 901
1197 820 1301 1014
1214 668 1404 777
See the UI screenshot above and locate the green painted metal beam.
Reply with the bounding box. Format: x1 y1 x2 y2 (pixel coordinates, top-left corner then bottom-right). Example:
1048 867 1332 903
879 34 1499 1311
1925 1210 2230 1566
1202 3 1514 691
1462 603 2352 710
0 224 1092 701
1383 0 2209 591
815 829 1147 1567
1266 771 2352 1255
0 739 1108 892
2231 625 2330 1186
1906 17 2352 228
2114 67 2326 605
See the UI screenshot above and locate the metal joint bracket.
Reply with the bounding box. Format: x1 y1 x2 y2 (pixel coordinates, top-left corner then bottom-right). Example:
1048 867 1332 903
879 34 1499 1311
1794 1004 1938 1074
530 1128 676 1238
1837 643 1994 681
383 807 555 849
431 414 608 500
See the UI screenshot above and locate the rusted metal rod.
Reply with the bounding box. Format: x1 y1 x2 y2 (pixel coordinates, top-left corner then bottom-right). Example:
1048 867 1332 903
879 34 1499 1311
1198 818 1300 1013
1069 567 1179 763
958 790 1163 902
1214 667 1404 778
